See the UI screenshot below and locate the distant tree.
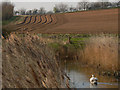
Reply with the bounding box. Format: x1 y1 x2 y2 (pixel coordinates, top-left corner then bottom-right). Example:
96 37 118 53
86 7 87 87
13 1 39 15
53 6 60 13
33 9 38 15
71 8 77 12
14 11 19 15
102 2 112 8
69 6 74 12
38 7 46 15
117 1 120 7
47 11 53 14
53 3 68 13
110 2 118 8
93 2 102 9
0 3 2 19
77 4 82 11
77 0 89 10
19 8 26 15
2 1 14 20
26 10 32 15
58 3 68 12
25 11 29 15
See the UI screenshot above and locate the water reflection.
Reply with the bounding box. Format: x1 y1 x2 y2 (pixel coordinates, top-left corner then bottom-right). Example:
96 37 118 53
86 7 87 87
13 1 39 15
90 84 97 88
61 60 118 88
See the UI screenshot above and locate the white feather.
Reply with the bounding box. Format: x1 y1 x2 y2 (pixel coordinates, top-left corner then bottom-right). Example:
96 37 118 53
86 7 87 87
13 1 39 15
90 75 98 84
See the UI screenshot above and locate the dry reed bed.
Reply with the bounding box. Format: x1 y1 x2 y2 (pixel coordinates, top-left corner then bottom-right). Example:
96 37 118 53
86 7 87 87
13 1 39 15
2 33 70 88
78 35 118 73
42 34 119 75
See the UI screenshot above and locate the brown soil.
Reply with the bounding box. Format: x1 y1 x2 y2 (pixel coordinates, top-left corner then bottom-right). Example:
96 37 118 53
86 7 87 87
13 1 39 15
5 8 119 34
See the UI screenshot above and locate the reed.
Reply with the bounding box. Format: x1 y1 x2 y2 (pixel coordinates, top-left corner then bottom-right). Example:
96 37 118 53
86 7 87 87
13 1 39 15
79 34 118 72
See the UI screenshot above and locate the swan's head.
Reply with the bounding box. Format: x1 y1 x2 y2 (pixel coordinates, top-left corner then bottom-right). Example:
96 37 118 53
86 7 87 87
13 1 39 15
90 75 98 85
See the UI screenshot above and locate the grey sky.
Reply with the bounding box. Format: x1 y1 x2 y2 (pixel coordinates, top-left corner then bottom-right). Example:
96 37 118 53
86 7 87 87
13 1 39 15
13 2 79 11
2 0 119 11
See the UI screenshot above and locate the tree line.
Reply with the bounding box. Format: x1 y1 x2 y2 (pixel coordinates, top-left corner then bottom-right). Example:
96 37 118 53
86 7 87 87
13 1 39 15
2 1 120 20
53 1 120 13
15 1 120 15
14 7 51 15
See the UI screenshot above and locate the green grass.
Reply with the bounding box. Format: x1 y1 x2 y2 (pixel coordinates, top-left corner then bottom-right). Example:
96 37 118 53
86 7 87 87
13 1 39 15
70 37 87 42
37 34 91 50
2 16 21 25
29 34 118 52
48 43 61 51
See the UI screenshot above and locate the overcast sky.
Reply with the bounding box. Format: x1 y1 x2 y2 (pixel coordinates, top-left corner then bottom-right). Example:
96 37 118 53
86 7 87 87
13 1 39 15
1 0 119 11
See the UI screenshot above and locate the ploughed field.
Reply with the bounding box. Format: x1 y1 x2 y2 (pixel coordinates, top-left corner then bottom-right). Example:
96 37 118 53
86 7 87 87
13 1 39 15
8 8 118 34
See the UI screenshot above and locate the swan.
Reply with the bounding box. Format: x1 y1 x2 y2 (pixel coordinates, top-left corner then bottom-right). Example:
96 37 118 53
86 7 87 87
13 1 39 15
90 75 98 85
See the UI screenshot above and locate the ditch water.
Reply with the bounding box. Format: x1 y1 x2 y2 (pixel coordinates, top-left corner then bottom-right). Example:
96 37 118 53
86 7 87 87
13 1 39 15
61 60 118 88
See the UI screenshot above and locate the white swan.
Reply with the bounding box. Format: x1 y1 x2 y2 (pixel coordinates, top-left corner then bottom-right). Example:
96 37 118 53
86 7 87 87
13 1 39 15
90 75 98 85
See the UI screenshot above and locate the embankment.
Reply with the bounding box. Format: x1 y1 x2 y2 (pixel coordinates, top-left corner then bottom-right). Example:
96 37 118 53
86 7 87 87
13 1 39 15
2 33 70 88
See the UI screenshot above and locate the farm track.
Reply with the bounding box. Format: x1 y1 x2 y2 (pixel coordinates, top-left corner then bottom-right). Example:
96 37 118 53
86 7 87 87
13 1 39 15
8 8 118 34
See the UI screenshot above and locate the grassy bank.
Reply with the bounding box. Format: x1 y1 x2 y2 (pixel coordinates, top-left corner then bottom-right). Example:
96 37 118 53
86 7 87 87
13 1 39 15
2 33 70 88
2 16 24 38
2 16 21 25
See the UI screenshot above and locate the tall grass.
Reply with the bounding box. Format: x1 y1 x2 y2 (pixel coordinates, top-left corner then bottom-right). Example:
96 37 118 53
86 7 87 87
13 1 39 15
38 34 118 74
2 33 70 88
78 34 118 72
42 34 119 74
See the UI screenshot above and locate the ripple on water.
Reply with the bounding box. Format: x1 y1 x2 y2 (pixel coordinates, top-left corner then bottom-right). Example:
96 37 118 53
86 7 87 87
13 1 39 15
61 60 118 88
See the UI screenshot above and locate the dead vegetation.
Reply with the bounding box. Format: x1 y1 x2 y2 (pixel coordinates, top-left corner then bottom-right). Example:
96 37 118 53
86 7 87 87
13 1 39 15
78 34 118 73
2 33 119 88
2 33 70 88
40 34 119 75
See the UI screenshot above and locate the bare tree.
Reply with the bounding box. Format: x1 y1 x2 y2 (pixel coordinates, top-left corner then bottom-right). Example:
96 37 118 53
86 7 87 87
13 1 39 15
53 3 68 13
77 0 89 10
2 2 14 20
58 3 68 12
47 11 53 14
87 2 112 10
19 8 26 15
102 2 112 8
26 10 32 15
53 5 60 13
69 5 74 12
93 2 102 9
117 1 120 7
33 9 38 15
38 7 46 15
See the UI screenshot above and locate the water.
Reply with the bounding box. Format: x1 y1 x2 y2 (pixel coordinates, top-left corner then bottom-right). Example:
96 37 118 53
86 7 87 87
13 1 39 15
61 60 118 88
